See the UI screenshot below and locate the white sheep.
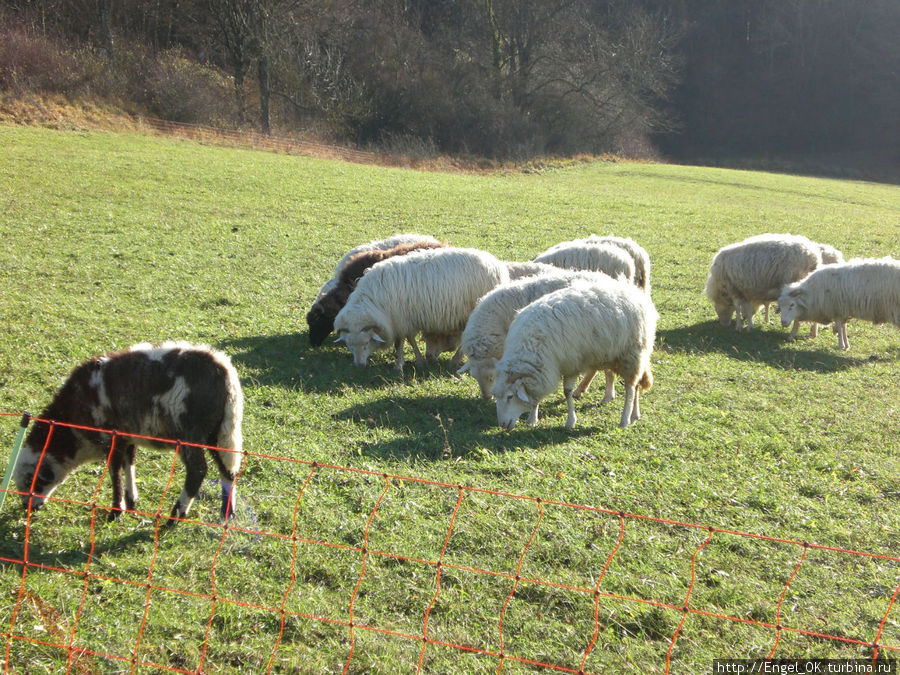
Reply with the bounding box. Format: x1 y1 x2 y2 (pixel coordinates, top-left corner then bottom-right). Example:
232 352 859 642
333 247 509 371
505 261 559 280
762 241 844 328
13 342 243 524
307 233 441 346
534 241 636 284
458 269 616 404
705 234 823 332
778 257 900 350
492 277 657 430
581 235 652 292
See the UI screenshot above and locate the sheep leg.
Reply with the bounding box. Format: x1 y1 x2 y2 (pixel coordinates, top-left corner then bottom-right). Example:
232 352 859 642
763 303 770 323
209 449 238 520
526 403 539 426
449 346 464 370
809 322 818 338
394 338 406 372
619 384 636 429
788 319 800 341
123 444 137 511
740 300 754 332
572 369 597 399
564 376 577 429
107 445 126 522
107 443 138 521
167 445 208 525
601 371 615 405
836 321 850 350
407 337 425 367
630 388 641 424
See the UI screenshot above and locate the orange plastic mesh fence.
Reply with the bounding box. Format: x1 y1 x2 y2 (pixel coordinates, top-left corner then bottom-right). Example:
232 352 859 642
1 414 897 674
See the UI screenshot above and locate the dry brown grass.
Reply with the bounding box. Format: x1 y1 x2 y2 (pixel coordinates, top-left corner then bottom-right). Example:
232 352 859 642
0 91 634 174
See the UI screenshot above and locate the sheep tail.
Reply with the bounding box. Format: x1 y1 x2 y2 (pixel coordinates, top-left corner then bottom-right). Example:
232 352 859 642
639 368 653 392
216 362 244 475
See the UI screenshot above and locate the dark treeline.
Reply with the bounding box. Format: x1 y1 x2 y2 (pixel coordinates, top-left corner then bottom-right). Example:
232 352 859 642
660 0 900 177
2 0 898 175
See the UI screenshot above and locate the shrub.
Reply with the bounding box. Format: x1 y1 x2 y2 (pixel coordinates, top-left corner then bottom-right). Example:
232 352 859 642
124 48 236 125
0 27 78 95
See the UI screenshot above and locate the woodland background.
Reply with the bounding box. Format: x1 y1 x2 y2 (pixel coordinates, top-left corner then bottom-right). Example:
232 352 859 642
1 0 898 179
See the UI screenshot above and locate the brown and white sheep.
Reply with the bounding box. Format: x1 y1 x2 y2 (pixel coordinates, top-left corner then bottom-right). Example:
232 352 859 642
309 240 448 353
13 342 243 524
306 233 442 346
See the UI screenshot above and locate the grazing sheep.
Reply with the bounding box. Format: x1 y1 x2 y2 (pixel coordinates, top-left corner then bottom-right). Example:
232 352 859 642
307 233 441 346
778 257 900 350
505 261 559 280
13 342 243 524
333 247 509 372
534 241 636 284
763 241 844 328
492 277 657 430
582 235 652 292
308 240 448 348
705 234 823 332
458 269 615 403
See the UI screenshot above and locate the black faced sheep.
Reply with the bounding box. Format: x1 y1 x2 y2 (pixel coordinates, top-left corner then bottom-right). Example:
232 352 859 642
307 239 448 349
13 342 243 524
306 233 441 346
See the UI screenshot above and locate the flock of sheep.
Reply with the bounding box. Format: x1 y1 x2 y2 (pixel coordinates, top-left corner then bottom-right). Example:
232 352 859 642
308 231 900 432
12 231 899 526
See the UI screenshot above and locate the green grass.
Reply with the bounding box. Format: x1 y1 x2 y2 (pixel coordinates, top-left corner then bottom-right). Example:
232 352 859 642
0 125 898 673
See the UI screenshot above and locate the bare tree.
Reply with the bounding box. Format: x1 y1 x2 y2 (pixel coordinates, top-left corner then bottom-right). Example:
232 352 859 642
202 0 302 134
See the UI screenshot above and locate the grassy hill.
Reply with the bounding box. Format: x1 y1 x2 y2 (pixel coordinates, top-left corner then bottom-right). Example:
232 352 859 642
0 125 898 673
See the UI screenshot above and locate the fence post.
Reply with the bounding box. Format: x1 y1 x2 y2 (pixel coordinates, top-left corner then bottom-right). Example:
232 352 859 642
0 413 32 512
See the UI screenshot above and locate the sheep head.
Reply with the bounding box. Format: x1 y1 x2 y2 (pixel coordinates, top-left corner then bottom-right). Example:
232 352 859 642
491 371 536 430
705 274 734 326
777 287 806 328
335 324 388 367
14 426 82 512
458 356 498 399
306 302 334 347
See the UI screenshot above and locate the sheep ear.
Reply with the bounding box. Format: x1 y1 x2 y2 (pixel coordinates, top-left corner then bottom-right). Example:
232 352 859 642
333 335 345 343
372 332 386 344
515 383 530 404
457 362 470 374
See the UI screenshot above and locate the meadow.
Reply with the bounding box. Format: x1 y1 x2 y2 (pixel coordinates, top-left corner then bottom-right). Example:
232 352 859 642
0 125 898 673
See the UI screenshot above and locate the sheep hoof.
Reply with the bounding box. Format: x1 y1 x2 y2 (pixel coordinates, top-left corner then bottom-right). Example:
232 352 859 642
106 508 123 523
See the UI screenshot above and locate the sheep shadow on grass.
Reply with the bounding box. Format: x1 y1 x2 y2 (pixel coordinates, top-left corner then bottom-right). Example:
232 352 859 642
0 510 159 571
335 393 614 461
220 333 464 393
657 321 875 373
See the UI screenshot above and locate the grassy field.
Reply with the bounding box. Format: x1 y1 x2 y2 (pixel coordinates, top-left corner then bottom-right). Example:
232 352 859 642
0 125 898 673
